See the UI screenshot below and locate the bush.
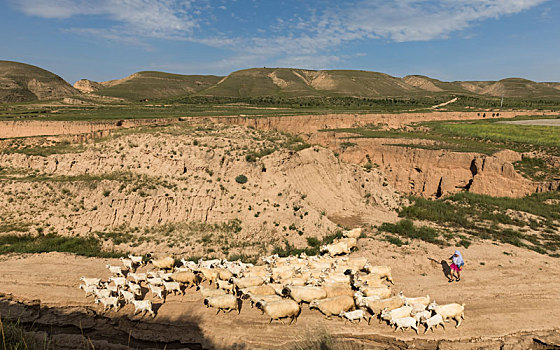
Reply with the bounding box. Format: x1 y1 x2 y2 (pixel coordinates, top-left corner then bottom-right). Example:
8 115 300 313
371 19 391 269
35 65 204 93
307 237 320 247
235 175 248 184
379 219 444 245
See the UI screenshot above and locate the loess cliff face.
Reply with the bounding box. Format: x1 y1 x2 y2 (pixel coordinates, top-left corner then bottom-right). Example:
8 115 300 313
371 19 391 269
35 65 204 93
205 111 559 198
0 122 400 256
338 143 533 198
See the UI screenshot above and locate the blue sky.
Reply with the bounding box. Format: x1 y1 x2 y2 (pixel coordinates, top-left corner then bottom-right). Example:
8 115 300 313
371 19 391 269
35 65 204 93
1 0 558 84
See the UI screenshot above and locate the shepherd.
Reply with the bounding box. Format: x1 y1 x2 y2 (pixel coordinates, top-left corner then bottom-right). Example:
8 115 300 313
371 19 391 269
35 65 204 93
449 250 464 282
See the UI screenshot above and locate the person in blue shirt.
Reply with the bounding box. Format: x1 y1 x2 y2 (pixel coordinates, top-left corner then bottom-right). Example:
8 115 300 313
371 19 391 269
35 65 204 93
449 250 465 282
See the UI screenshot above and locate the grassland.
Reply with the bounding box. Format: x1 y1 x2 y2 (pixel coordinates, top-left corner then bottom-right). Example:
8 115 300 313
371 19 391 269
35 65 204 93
397 192 560 256
0 233 124 258
325 115 560 160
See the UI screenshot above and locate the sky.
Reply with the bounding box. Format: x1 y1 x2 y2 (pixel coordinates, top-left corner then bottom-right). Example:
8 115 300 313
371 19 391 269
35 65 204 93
1 0 558 84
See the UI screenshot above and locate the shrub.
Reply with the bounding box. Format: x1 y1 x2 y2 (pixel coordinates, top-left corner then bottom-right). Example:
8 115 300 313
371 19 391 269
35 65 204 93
307 237 321 247
235 175 248 184
379 219 444 245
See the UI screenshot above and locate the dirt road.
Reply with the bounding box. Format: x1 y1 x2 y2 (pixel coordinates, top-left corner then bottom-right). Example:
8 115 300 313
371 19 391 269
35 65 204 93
1 237 559 349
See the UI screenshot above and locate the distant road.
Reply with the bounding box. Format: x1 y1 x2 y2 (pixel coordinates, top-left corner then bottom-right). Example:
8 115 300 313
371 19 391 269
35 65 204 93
500 119 560 126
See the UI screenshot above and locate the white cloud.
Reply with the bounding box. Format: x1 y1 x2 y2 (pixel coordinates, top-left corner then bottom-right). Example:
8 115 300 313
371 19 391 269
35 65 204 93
12 0 549 71
13 0 198 38
335 0 549 42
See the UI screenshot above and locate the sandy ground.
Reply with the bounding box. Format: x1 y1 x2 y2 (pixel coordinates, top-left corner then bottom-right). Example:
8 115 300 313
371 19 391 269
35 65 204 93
500 119 560 126
1 237 559 349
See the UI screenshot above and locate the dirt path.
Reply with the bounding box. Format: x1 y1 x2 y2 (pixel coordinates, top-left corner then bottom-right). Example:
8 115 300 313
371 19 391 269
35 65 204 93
500 119 560 126
1 237 559 349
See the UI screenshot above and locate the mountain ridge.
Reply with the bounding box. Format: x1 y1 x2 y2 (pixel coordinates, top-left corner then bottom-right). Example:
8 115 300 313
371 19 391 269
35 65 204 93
2 61 559 103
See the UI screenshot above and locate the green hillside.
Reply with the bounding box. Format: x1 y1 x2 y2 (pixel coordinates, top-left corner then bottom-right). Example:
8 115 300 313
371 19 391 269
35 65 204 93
199 68 425 98
0 61 77 103
95 71 223 101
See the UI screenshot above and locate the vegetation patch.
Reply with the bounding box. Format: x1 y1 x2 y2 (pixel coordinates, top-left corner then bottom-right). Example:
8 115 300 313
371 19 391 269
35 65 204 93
272 231 344 257
0 233 124 258
378 219 445 246
398 192 560 255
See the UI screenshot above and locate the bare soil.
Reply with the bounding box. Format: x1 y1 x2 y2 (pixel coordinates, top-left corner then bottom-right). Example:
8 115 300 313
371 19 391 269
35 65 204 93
1 237 559 349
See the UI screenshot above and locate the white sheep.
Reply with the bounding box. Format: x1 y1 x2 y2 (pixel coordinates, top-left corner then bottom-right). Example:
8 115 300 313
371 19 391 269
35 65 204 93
359 285 391 299
216 279 235 293
95 296 120 312
282 286 327 304
412 310 432 323
381 305 413 324
79 284 97 297
323 284 354 298
339 309 369 324
120 258 135 272
199 258 221 269
363 265 393 284
342 228 363 239
149 284 165 300
162 280 183 295
171 271 200 287
146 277 163 286
309 296 355 319
102 283 119 295
204 294 241 314
93 288 114 299
423 314 445 333
180 259 198 270
197 285 227 298
320 242 350 256
244 294 283 308
238 285 277 297
130 300 155 317
80 277 101 287
392 316 418 334
428 301 465 327
127 282 142 296
400 292 430 307
229 276 265 290
150 256 175 270
410 303 428 314
361 296 404 316
109 277 127 288
353 292 380 309
335 237 358 250
128 254 144 266
118 289 136 304
198 267 219 284
255 299 301 325
128 272 147 283
216 268 234 281
106 264 124 276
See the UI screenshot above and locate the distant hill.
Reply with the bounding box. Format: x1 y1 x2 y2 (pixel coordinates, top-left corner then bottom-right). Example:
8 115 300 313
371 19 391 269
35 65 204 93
198 68 423 98
93 71 223 101
198 68 560 100
2 60 560 103
0 61 77 102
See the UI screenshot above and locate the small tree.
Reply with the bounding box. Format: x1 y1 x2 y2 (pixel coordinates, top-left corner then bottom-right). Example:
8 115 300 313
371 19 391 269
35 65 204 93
235 175 248 184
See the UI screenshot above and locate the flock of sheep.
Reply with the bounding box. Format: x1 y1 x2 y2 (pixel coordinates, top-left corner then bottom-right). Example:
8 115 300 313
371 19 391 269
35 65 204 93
78 228 465 334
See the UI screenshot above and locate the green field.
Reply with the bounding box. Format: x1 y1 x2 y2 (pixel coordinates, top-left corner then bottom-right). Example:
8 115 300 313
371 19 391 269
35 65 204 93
432 122 560 148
